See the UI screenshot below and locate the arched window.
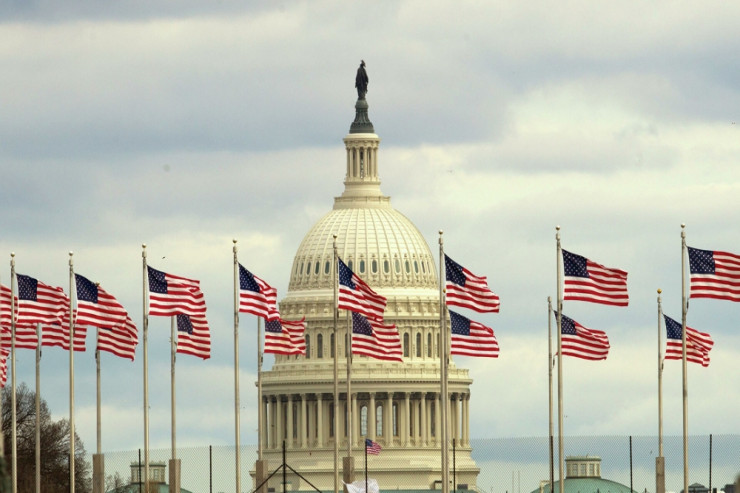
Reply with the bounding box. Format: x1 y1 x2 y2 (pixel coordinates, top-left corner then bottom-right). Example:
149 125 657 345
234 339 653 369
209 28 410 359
348 260 353 271
324 261 330 274
437 333 441 357
360 405 368 436
383 260 390 274
421 261 426 273
306 262 311 275
395 259 401 273
359 259 365 273
414 260 419 273
371 259 378 273
403 333 410 357
305 334 311 359
330 333 335 358
427 333 432 357
416 333 422 357
405 260 410 273
317 334 323 358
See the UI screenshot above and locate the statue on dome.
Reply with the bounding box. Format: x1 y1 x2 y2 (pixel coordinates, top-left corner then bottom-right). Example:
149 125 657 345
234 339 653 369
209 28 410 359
355 60 368 99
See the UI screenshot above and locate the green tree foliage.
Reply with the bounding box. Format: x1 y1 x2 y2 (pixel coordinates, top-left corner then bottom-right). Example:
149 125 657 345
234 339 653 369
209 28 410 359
1 383 91 493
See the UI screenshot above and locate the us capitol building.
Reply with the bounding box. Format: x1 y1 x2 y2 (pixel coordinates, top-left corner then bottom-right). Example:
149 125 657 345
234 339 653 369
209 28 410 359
258 66 480 492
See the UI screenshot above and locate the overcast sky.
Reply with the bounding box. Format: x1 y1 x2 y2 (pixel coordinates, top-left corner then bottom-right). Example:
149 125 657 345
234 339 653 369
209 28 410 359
2 0 739 482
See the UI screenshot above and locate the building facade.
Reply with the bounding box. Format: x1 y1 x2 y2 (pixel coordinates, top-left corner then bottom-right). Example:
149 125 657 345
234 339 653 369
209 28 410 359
258 81 480 491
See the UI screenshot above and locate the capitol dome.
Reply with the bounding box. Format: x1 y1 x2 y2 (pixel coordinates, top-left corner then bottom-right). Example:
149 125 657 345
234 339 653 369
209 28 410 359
257 70 479 493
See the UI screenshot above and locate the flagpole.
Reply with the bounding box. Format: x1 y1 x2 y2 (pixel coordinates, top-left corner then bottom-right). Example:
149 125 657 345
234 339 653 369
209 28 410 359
555 226 564 493
68 251 76 493
547 297 554 493
656 289 665 493
438 230 449 493
171 316 177 461
233 240 242 493
35 323 41 493
142 244 150 493
333 235 339 493
9 253 18 493
680 224 689 493
346 309 353 460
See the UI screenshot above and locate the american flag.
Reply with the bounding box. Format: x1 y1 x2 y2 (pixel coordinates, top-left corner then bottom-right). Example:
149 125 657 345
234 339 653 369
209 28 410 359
175 314 211 360
445 254 500 313
0 348 8 388
338 259 386 320
557 312 610 361
148 266 207 317
238 264 279 320
1 283 39 349
688 246 740 302
75 274 132 329
562 250 629 306
365 438 382 455
351 312 403 362
264 317 306 356
42 322 87 352
16 274 69 327
663 315 713 367
96 316 138 360
449 310 499 358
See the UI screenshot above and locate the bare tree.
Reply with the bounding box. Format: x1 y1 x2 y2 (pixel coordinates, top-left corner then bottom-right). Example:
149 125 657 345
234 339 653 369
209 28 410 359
2 383 91 493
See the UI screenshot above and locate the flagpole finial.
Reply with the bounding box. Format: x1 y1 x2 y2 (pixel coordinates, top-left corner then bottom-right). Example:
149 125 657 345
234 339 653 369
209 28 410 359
657 288 662 294
10 252 14 258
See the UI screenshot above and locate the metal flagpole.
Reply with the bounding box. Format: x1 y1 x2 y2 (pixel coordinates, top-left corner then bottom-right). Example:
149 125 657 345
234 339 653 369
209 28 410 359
233 240 242 493
555 226 564 493
680 224 689 493
257 316 263 459
10 254 18 493
439 231 449 493
547 297 554 493
69 252 76 493
346 310 352 460
35 323 41 493
142 244 150 493
333 235 339 493
171 316 177 461
656 289 665 493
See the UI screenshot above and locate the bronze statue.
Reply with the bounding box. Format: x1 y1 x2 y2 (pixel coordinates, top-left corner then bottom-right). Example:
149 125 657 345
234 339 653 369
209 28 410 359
355 60 368 99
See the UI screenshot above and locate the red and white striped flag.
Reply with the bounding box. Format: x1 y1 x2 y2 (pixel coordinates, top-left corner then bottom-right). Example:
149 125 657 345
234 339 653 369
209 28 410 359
238 264 279 320
338 259 386 320
562 250 628 306
449 310 500 358
445 255 500 313
664 315 713 367
688 247 740 301
97 316 138 361
264 317 306 356
175 314 211 360
147 266 207 317
351 312 402 362
557 312 610 361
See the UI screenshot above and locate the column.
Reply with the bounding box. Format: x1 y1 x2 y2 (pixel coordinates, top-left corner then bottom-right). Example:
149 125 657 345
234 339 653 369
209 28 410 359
413 396 420 444
352 393 358 447
420 392 427 447
455 394 462 446
286 394 294 449
276 396 284 448
435 393 441 446
262 396 270 451
403 393 410 446
317 394 324 447
369 393 376 442
385 393 393 447
300 394 307 449
463 394 470 447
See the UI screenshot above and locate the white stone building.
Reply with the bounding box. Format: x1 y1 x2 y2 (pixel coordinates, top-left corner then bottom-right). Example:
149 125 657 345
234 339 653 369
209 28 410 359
258 80 480 492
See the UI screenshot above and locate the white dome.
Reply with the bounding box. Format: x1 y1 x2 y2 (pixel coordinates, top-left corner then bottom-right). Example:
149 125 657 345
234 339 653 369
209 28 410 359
287 205 438 293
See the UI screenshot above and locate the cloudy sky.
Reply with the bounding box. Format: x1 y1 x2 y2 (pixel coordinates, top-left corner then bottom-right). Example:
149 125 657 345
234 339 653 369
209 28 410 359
2 0 739 481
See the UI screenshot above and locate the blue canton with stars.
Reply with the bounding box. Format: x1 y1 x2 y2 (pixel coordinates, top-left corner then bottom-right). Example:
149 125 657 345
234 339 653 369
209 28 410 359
449 311 471 336
176 314 193 334
239 264 260 293
338 259 356 289
444 255 466 287
17 274 38 301
562 250 588 278
352 312 373 335
687 247 715 274
663 315 683 340
265 319 283 333
554 312 577 334
75 274 99 304
147 266 168 294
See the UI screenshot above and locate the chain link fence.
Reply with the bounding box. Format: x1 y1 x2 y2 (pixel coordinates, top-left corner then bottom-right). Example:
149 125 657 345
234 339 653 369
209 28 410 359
97 435 740 493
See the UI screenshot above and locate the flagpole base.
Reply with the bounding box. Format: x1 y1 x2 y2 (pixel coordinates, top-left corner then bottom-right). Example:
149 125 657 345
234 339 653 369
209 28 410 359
342 456 355 493
92 454 105 493
655 457 665 493
168 459 181 493
255 459 269 493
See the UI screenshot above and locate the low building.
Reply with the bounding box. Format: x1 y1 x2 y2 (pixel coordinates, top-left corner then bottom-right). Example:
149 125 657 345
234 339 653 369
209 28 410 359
535 456 635 493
